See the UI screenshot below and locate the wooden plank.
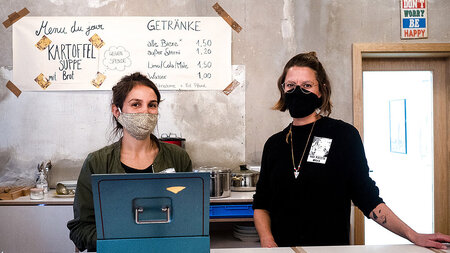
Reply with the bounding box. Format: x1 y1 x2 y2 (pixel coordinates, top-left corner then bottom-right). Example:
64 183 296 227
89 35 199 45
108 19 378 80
0 186 31 200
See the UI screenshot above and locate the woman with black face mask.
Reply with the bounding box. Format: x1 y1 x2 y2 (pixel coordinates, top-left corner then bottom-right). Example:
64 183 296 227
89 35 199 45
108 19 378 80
252 52 450 249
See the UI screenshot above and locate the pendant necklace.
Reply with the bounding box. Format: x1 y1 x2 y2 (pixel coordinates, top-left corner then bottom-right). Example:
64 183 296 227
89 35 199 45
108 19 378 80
287 120 316 179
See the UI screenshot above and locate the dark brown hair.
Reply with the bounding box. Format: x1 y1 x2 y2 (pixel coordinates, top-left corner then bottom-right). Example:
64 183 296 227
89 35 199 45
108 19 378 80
273 52 332 116
111 72 161 138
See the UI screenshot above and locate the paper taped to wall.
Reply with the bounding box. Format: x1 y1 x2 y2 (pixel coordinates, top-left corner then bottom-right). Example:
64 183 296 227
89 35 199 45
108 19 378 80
13 17 232 91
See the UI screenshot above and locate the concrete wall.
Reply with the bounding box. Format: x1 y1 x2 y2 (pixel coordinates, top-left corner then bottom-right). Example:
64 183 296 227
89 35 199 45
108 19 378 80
1 0 449 186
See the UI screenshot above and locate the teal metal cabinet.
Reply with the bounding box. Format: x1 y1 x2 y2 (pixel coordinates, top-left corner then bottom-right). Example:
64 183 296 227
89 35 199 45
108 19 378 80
91 172 210 253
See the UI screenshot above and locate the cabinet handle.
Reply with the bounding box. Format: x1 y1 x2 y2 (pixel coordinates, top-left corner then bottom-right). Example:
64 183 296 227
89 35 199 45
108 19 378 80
135 206 171 224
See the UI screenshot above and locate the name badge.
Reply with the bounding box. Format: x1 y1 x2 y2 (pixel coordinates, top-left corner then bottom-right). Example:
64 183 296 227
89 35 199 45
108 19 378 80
307 136 332 164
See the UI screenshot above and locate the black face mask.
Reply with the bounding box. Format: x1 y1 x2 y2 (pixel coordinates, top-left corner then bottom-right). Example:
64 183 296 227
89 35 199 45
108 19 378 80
285 86 322 118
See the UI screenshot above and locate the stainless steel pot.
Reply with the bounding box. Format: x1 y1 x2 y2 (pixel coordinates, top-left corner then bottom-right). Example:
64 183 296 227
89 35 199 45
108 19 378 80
231 170 260 192
195 167 231 198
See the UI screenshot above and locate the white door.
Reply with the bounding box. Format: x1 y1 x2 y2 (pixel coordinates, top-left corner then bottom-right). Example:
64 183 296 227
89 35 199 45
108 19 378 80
352 45 450 245
363 70 434 245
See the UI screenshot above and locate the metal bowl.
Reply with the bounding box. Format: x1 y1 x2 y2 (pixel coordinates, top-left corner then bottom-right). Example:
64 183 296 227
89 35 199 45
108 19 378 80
55 181 76 195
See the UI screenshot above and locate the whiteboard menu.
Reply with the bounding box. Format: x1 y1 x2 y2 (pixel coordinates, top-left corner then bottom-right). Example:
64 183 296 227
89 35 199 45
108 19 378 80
13 17 231 91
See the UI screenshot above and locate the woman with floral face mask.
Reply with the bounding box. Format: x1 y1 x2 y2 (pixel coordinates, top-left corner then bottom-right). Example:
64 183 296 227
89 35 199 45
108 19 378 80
252 52 450 249
67 72 192 252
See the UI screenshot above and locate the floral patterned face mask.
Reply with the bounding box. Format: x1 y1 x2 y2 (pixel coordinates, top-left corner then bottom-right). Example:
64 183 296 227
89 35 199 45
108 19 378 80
117 107 158 140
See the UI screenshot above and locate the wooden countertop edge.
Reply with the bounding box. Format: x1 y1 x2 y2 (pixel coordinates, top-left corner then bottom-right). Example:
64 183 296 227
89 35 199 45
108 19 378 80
0 190 255 206
0 200 74 205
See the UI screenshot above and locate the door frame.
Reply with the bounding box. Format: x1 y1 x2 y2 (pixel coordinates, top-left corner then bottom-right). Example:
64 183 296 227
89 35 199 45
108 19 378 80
352 43 450 245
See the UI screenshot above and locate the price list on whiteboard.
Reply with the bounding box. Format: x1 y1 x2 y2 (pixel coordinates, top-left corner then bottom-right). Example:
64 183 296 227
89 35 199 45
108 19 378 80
13 17 232 91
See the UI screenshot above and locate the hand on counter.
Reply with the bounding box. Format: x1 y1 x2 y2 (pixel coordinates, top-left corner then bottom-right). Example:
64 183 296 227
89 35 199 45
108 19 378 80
410 232 450 250
260 237 278 248
370 203 450 250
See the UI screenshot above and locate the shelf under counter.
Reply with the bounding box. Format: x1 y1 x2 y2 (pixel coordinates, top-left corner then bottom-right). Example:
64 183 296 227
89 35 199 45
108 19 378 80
210 191 254 222
211 217 253 222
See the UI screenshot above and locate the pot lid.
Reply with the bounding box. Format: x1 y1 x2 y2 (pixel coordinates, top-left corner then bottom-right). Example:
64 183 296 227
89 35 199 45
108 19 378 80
231 170 260 175
57 180 77 187
160 133 185 141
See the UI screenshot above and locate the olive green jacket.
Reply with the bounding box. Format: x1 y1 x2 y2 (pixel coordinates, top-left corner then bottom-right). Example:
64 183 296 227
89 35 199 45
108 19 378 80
67 140 192 251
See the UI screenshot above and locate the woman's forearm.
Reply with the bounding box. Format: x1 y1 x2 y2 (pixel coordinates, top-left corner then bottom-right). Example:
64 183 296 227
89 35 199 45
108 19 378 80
254 209 278 247
369 203 450 249
369 203 417 241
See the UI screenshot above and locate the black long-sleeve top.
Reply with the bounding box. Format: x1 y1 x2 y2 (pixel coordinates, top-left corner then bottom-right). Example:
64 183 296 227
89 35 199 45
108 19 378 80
253 117 383 246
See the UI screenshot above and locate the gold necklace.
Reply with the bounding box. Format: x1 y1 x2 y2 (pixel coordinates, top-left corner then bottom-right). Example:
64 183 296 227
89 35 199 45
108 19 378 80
287 121 316 179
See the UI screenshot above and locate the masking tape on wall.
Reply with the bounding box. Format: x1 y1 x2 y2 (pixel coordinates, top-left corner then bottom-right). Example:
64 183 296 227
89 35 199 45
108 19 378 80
6 81 22 97
222 79 240 95
212 3 242 33
3 8 30 29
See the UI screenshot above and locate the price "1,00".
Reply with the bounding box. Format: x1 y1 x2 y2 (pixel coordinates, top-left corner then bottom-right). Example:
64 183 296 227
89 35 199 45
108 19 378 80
198 72 212 80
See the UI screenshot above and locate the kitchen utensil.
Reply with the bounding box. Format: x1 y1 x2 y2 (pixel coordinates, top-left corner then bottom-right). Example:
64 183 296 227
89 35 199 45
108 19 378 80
44 160 52 183
194 167 231 198
56 181 76 195
56 183 69 195
231 170 260 192
37 162 44 173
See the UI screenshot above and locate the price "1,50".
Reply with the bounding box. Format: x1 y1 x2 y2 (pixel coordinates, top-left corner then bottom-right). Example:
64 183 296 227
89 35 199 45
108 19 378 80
197 61 212 68
196 39 212 47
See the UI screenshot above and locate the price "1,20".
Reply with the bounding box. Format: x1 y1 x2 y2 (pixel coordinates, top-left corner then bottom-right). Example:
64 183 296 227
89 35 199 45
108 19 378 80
196 48 212 55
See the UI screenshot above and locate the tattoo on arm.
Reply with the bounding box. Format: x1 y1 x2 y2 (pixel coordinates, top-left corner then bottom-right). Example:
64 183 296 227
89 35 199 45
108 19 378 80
372 209 387 224
372 211 378 220
379 209 387 224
